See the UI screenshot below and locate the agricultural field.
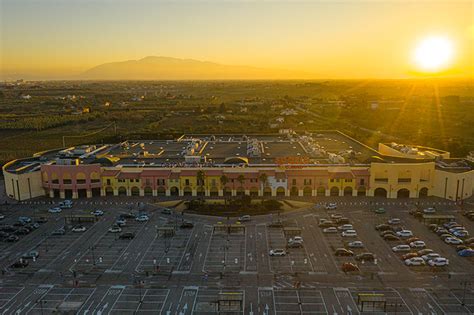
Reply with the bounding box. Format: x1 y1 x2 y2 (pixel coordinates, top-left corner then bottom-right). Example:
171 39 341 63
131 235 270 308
0 79 473 166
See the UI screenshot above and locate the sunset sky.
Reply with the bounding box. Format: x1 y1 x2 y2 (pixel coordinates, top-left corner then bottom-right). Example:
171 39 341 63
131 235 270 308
1 0 473 79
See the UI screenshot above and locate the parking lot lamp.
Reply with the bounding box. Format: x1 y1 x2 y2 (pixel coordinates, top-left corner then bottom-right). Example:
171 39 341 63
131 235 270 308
90 245 96 265
461 281 471 307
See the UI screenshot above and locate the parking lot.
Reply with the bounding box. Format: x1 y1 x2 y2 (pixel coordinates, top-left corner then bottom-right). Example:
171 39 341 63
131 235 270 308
0 196 473 314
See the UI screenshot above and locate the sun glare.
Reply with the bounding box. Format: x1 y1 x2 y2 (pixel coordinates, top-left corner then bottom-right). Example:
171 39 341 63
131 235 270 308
413 36 455 72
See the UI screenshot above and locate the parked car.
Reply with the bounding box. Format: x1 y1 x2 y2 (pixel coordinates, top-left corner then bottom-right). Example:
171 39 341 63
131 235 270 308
405 257 426 266
435 228 449 235
48 207 62 213
269 249 286 256
119 232 135 240
388 218 401 225
374 207 386 214
445 237 463 245
36 217 48 224
455 245 470 252
458 249 474 257
338 224 354 231
341 262 359 272
5 235 19 242
428 224 439 231
268 221 283 228
180 222 194 229
18 216 32 223
330 213 342 220
22 250 39 259
453 230 469 238
161 208 173 215
108 226 122 233
417 249 434 256
348 241 364 248
135 215 149 222
342 230 357 237
396 230 413 238
402 252 419 260
335 248 354 256
383 234 400 241
116 219 126 226
119 212 136 219
51 227 66 235
449 227 466 233
287 242 303 248
14 228 30 235
72 226 86 232
392 245 411 252
421 253 440 261
325 203 337 210
464 237 474 245
380 230 397 237
444 221 459 228
428 257 449 266
289 236 303 244
238 215 251 222
59 202 72 209
0 214 5 220
10 259 29 268
323 227 338 233
319 221 335 228
91 210 104 216
336 217 350 224
405 237 420 244
375 224 391 231
355 253 375 262
409 241 426 249
439 234 453 241
423 207 436 214
1 225 16 232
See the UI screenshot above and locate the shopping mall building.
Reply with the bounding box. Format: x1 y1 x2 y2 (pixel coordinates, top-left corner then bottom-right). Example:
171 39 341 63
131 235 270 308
3 132 473 202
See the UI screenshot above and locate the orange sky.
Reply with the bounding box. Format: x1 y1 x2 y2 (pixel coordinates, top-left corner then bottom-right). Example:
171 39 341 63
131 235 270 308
1 0 473 79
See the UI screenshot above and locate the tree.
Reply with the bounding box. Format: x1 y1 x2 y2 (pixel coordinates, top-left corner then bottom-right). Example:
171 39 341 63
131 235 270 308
259 172 268 202
220 175 229 206
237 174 245 189
196 170 205 197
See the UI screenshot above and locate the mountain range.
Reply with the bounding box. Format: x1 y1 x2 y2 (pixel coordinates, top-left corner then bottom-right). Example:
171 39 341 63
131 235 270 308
79 56 310 80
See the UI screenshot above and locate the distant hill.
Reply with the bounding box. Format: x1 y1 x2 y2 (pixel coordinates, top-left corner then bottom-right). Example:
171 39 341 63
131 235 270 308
79 56 310 80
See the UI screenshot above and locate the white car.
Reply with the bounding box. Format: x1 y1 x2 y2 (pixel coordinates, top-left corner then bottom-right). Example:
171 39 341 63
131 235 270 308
338 224 354 231
396 230 413 238
289 236 303 244
392 244 411 252
423 207 436 214
342 230 357 237
135 215 149 222
91 210 104 216
330 214 342 220
325 203 337 210
116 219 126 226
421 253 440 261
269 249 286 256
108 226 122 233
323 227 338 233
0 214 5 220
427 257 449 267
409 241 426 249
239 215 251 222
405 257 426 266
444 237 463 245
72 226 86 232
348 241 364 248
388 218 401 225
48 207 62 213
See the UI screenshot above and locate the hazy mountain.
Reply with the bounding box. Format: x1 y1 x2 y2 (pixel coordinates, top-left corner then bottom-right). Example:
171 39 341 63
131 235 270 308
79 56 310 80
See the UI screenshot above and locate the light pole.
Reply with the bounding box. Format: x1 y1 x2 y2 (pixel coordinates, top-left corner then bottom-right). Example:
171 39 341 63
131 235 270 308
460 281 471 307
90 245 96 265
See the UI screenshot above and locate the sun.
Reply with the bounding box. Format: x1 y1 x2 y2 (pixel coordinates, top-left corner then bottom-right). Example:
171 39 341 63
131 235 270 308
413 36 455 72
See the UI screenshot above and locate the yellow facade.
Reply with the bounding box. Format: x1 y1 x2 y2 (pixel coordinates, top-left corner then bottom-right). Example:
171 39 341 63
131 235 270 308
433 169 474 201
369 162 435 198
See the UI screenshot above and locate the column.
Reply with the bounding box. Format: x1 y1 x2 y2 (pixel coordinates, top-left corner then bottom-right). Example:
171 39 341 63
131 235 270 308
60 190 65 199
72 191 78 199
86 190 92 198
218 189 224 197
